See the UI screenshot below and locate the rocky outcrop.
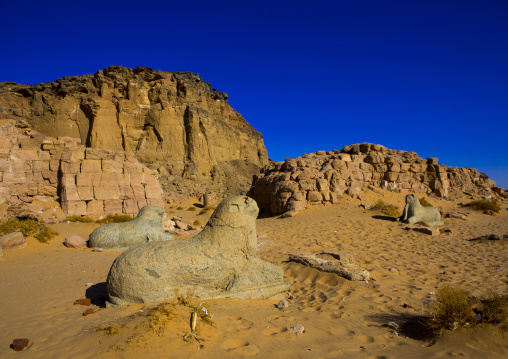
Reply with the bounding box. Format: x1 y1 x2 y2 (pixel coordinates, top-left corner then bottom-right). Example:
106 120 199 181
0 119 165 218
0 66 269 197
249 143 500 217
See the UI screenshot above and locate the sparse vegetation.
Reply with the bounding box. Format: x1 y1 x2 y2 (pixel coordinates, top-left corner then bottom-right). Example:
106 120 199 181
461 199 501 213
373 200 400 217
193 220 201 226
0 217 59 243
199 205 216 215
176 206 184 210
426 286 508 334
419 197 433 207
96 214 133 224
65 215 94 223
187 206 196 211
95 324 123 336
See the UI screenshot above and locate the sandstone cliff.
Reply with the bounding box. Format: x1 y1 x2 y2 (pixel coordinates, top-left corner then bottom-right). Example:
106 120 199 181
0 66 269 197
249 143 503 217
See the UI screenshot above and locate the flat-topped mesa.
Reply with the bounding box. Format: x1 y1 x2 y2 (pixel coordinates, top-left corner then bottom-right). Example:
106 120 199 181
249 143 502 217
0 65 269 197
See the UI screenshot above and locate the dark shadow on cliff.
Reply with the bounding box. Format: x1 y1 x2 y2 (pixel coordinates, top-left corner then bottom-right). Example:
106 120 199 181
371 215 397 222
85 282 108 308
366 312 436 341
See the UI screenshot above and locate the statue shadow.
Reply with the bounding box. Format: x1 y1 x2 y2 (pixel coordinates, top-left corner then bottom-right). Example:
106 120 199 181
85 282 108 308
193 203 204 208
365 312 436 341
371 215 397 222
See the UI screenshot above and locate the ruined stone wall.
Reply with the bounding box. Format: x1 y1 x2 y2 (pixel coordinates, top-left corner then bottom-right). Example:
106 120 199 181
249 143 500 217
0 119 163 218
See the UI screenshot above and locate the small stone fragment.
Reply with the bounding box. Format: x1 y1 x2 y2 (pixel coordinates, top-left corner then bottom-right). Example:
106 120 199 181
65 235 87 248
92 247 103 252
0 232 27 250
83 308 95 316
447 322 459 331
386 322 400 331
11 338 29 351
74 298 91 306
290 324 305 333
388 268 398 272
277 299 288 309
413 227 440 236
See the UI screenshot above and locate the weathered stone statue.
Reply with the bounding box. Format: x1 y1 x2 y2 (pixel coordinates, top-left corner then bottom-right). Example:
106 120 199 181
396 194 443 225
88 205 174 250
106 196 289 305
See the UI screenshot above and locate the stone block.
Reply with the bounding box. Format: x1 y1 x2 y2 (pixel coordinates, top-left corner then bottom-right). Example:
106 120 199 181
37 150 51 161
144 174 159 186
426 158 439 165
0 159 10 172
131 185 146 200
98 173 118 185
389 163 401 172
87 200 104 216
41 171 58 184
400 163 411 172
123 199 138 214
14 183 38 196
102 159 124 174
124 162 143 173
10 160 31 172
130 172 145 185
62 201 87 216
32 160 49 172
119 185 134 200
3 171 27 184
10 149 39 161
137 199 148 209
60 159 81 173
76 172 93 187
147 198 164 208
0 149 10 159
144 185 161 199
384 172 399 181
94 185 120 200
81 159 102 173
307 191 322 202
104 199 123 214
62 185 80 201
77 186 94 201
61 149 85 161
0 137 13 149
38 184 58 197
49 160 60 171
61 173 76 187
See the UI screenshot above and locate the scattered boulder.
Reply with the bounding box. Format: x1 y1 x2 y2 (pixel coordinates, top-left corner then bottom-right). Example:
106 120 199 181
280 210 298 218
74 298 91 306
82 308 95 316
88 205 174 250
444 212 467 220
64 235 87 249
106 196 290 305
11 338 29 351
288 252 370 281
290 324 305 333
0 232 27 250
277 299 289 310
397 194 443 225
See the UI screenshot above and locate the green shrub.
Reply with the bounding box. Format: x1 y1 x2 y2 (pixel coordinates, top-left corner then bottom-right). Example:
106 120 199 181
373 200 400 217
0 217 59 243
461 199 501 213
96 214 133 224
427 286 475 331
419 197 433 207
65 215 94 223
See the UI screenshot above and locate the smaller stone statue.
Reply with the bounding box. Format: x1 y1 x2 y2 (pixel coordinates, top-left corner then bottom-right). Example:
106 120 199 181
396 194 443 225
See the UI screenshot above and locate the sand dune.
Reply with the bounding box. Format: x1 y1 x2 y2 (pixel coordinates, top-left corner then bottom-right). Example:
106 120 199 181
1 192 507 358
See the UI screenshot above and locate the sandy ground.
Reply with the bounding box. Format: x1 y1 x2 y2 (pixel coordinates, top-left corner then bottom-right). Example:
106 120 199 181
1 191 507 358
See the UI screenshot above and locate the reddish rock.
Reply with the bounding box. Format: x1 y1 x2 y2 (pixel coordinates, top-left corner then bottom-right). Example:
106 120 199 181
0 232 27 250
74 298 91 306
11 338 29 351
64 235 87 249
83 308 95 316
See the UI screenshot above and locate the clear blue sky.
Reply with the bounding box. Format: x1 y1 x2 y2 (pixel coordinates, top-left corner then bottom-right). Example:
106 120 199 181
1 0 507 187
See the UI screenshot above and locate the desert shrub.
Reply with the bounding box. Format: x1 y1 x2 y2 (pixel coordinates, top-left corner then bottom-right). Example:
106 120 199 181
193 220 201 226
427 286 476 331
480 294 508 332
0 217 59 243
419 197 433 207
461 199 501 213
187 206 196 211
96 214 133 224
65 215 94 223
373 200 400 217
198 205 216 215
147 303 177 333
96 324 122 335
176 206 184 210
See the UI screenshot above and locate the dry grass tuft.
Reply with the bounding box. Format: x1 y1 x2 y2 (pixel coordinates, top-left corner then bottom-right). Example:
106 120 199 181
193 220 201 226
65 215 95 223
480 293 508 332
96 214 133 224
0 217 59 243
373 200 400 217
427 286 475 331
199 206 216 215
187 206 197 211
461 199 501 213
176 206 184 210
95 324 123 336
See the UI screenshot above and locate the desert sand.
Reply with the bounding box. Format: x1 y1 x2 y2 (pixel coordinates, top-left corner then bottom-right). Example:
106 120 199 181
1 191 507 358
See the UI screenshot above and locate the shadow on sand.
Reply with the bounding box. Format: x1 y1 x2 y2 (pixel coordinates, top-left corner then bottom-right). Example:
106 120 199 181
371 215 397 222
85 282 108 308
366 312 436 342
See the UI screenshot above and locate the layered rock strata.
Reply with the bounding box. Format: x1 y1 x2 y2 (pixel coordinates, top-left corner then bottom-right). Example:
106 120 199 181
249 143 500 217
0 119 164 218
0 66 269 197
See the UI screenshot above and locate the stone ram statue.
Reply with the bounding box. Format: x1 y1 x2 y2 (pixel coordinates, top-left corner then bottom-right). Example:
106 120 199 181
396 194 443 225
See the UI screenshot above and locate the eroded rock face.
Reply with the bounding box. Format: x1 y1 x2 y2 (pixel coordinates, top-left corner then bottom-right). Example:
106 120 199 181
0 66 269 197
249 143 500 216
106 196 289 305
397 194 443 226
89 205 174 250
